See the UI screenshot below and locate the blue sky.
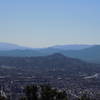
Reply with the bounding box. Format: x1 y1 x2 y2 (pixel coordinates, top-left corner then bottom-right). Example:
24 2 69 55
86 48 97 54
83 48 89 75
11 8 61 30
0 0 100 47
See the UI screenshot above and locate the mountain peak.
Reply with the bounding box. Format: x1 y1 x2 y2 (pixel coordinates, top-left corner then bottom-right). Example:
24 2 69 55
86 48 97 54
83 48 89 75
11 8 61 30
47 53 67 60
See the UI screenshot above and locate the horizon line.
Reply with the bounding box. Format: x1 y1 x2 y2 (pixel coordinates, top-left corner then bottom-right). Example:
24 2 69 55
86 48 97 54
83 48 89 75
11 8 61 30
0 41 100 49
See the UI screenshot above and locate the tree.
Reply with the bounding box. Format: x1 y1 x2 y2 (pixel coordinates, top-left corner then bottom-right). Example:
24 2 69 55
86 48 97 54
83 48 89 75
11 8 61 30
56 91 68 100
24 85 38 100
0 96 7 100
40 85 57 100
80 94 91 100
20 84 68 100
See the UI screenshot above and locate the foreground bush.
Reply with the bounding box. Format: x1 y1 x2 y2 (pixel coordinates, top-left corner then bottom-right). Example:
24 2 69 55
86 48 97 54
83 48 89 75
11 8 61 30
20 84 68 100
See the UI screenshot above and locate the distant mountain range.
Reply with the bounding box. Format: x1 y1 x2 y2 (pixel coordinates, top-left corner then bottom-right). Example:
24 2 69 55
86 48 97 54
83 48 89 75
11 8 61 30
51 44 93 50
0 42 93 51
0 42 31 51
0 42 100 63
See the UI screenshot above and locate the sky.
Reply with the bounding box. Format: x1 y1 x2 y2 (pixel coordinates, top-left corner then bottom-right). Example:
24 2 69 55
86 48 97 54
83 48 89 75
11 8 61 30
0 0 100 48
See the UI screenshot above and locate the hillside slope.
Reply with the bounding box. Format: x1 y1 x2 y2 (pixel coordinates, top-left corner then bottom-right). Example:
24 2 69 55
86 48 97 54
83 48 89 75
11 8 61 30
62 45 100 63
0 53 100 75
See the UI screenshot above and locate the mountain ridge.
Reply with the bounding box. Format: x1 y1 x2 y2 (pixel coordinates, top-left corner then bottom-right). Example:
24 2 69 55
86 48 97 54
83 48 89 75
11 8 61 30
0 42 93 51
0 42 100 63
0 53 100 75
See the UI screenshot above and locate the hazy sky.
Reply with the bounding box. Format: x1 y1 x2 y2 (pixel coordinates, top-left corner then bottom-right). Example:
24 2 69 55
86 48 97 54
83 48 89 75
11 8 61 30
0 0 100 47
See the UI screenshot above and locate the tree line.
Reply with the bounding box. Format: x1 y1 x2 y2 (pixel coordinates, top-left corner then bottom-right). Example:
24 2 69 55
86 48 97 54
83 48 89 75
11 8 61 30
0 84 97 100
